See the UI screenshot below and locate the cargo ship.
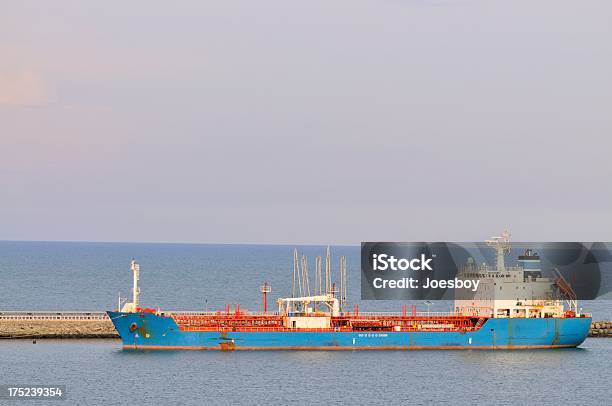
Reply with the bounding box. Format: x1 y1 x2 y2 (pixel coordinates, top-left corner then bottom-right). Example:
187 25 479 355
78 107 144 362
108 234 591 350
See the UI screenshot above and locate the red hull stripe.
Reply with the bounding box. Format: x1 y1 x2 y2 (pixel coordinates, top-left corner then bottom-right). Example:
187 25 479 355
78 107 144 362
124 344 577 351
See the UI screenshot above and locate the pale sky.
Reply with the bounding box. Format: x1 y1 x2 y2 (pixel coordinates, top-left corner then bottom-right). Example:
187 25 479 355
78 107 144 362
1 1 611 244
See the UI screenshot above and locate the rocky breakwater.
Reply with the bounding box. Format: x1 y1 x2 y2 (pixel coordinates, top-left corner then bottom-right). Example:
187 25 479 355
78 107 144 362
589 321 612 337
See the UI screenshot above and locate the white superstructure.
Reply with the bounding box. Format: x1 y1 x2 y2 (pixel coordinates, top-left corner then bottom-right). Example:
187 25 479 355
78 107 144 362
455 232 577 319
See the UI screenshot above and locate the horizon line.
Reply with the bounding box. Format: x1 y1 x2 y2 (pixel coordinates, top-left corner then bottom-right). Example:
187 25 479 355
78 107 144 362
0 239 360 247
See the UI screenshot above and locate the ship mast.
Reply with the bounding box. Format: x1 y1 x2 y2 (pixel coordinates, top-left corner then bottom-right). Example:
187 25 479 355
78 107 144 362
325 246 331 295
260 282 271 314
485 230 511 272
292 249 298 297
131 259 140 310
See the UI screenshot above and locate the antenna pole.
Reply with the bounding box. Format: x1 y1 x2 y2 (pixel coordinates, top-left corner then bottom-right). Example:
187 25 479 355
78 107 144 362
341 256 347 311
292 249 298 297
297 252 303 297
325 246 330 295
316 256 322 296
339 257 343 311
301 255 310 297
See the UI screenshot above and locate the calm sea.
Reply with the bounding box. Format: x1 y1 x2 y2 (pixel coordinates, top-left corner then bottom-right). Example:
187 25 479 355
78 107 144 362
1 241 611 405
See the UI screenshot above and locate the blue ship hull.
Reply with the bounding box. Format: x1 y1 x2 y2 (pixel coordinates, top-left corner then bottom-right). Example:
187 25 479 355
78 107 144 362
107 311 591 350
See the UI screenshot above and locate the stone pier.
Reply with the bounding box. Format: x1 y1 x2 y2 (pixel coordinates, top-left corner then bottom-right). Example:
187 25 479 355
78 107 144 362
0 312 118 339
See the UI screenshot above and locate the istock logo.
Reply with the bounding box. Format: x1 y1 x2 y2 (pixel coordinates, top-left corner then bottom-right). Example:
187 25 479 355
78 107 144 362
372 253 433 271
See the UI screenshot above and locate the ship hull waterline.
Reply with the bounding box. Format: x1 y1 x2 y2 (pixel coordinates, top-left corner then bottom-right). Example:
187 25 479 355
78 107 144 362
107 311 591 351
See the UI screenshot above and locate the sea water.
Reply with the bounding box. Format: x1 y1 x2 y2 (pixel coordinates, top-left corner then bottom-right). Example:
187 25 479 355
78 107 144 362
1 241 611 405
